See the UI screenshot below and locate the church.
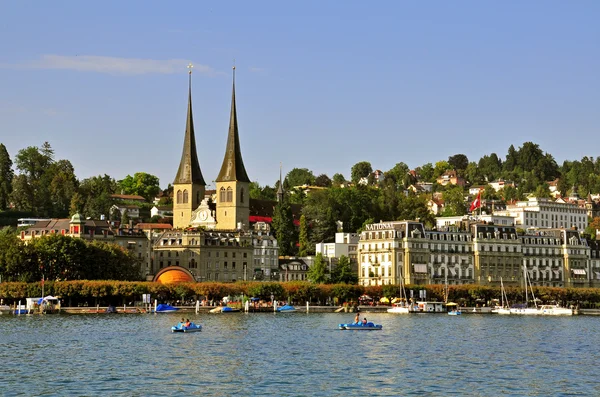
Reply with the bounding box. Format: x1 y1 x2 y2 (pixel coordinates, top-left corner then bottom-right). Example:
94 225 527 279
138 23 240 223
153 65 279 284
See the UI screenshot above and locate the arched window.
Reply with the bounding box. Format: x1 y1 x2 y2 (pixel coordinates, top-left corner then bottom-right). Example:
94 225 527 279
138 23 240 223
226 187 233 202
220 187 226 202
183 189 189 204
240 187 245 204
176 190 183 204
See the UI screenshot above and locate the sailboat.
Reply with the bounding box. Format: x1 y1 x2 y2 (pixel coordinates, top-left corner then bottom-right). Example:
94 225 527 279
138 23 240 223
387 272 410 314
492 277 511 315
508 265 540 315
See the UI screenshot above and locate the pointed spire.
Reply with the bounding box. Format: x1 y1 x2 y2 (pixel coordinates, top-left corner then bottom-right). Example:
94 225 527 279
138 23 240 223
174 63 206 185
277 162 284 202
216 65 250 183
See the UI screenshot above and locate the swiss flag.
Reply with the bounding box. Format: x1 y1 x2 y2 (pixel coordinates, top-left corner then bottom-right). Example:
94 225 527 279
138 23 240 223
470 190 482 212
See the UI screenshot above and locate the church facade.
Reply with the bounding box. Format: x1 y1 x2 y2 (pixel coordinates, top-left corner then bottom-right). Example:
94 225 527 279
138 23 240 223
152 67 270 283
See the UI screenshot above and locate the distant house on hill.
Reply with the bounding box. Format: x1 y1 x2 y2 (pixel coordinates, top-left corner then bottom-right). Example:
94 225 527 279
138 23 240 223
151 205 173 218
436 170 466 187
111 194 146 202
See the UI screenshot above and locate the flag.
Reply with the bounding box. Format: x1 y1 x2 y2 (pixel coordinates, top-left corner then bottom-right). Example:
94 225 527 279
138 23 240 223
470 190 481 212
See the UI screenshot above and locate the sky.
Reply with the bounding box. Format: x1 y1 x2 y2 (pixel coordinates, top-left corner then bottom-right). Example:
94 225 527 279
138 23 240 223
1 1 599 190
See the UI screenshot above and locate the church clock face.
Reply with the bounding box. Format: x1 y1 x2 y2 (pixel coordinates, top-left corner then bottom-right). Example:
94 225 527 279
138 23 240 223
200 210 208 221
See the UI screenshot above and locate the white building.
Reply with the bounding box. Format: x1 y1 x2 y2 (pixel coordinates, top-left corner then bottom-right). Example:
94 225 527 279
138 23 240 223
436 215 516 230
315 232 359 262
495 197 587 231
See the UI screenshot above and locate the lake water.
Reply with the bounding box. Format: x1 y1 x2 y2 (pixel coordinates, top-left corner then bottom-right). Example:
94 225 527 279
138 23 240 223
1 311 599 396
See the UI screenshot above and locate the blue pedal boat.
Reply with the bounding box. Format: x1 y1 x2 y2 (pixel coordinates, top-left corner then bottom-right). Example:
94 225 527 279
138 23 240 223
171 323 202 333
339 322 382 330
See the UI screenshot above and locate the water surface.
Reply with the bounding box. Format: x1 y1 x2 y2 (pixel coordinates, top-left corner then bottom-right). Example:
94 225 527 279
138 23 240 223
1 312 598 396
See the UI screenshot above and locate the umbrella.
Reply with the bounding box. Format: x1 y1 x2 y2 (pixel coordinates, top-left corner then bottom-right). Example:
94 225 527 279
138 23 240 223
446 302 458 306
379 297 389 303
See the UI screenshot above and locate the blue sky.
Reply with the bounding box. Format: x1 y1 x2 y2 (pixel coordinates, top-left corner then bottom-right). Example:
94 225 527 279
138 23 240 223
1 1 598 189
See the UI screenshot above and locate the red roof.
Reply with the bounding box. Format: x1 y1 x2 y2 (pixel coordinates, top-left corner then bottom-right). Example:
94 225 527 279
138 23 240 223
249 215 300 226
135 223 172 230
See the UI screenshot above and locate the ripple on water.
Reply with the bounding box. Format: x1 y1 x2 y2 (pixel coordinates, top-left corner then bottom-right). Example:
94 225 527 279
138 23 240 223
1 313 599 396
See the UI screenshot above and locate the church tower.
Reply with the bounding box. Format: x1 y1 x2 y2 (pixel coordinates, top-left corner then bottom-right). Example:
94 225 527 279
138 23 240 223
173 64 206 229
215 66 250 230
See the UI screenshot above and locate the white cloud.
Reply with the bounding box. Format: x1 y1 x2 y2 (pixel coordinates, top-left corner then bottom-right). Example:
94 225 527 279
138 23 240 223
2 55 217 76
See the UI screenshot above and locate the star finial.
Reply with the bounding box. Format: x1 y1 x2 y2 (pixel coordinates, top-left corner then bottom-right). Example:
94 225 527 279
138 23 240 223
187 63 194 75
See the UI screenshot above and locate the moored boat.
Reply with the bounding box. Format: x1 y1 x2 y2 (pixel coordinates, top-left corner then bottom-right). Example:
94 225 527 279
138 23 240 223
339 322 382 330
539 304 573 316
276 304 296 313
155 304 179 313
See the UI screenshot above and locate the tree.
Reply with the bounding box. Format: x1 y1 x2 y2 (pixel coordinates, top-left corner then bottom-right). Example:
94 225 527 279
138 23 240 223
533 184 551 199
330 255 357 284
47 160 78 217
69 192 85 215
350 161 372 184
307 253 328 284
118 172 160 202
332 173 346 186
385 162 410 189
10 143 55 215
285 168 315 187
416 163 434 182
314 174 332 188
478 154 502 182
441 186 467 216
272 195 296 256
0 144 13 210
302 190 337 245
448 154 469 172
80 175 118 219
298 215 310 256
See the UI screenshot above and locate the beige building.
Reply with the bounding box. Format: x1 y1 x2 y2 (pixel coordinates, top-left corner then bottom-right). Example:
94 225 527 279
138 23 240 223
358 220 593 289
20 214 152 279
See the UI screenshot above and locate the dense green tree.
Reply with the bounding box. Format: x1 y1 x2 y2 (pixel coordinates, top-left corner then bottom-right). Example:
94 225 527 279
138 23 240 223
398 193 435 227
249 181 277 201
385 162 410 189
478 153 502 182
272 195 296 256
314 174 332 188
80 175 118 219
302 190 337 245
0 144 13 210
69 192 85 216
10 143 55 215
306 253 328 284
533 183 551 199
416 163 434 182
47 160 78 217
350 161 372 184
504 144 518 173
448 154 469 173
118 172 160 202
332 173 346 186
441 186 467 216
0 227 29 282
285 168 315 187
298 215 310 256
501 185 521 202
330 255 357 284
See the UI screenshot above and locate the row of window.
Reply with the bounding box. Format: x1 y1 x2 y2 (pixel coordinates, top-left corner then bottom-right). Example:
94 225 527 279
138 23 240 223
219 187 245 203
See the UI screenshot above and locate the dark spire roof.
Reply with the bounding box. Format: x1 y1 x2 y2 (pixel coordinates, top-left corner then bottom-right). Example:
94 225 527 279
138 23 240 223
174 65 206 185
216 66 250 183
